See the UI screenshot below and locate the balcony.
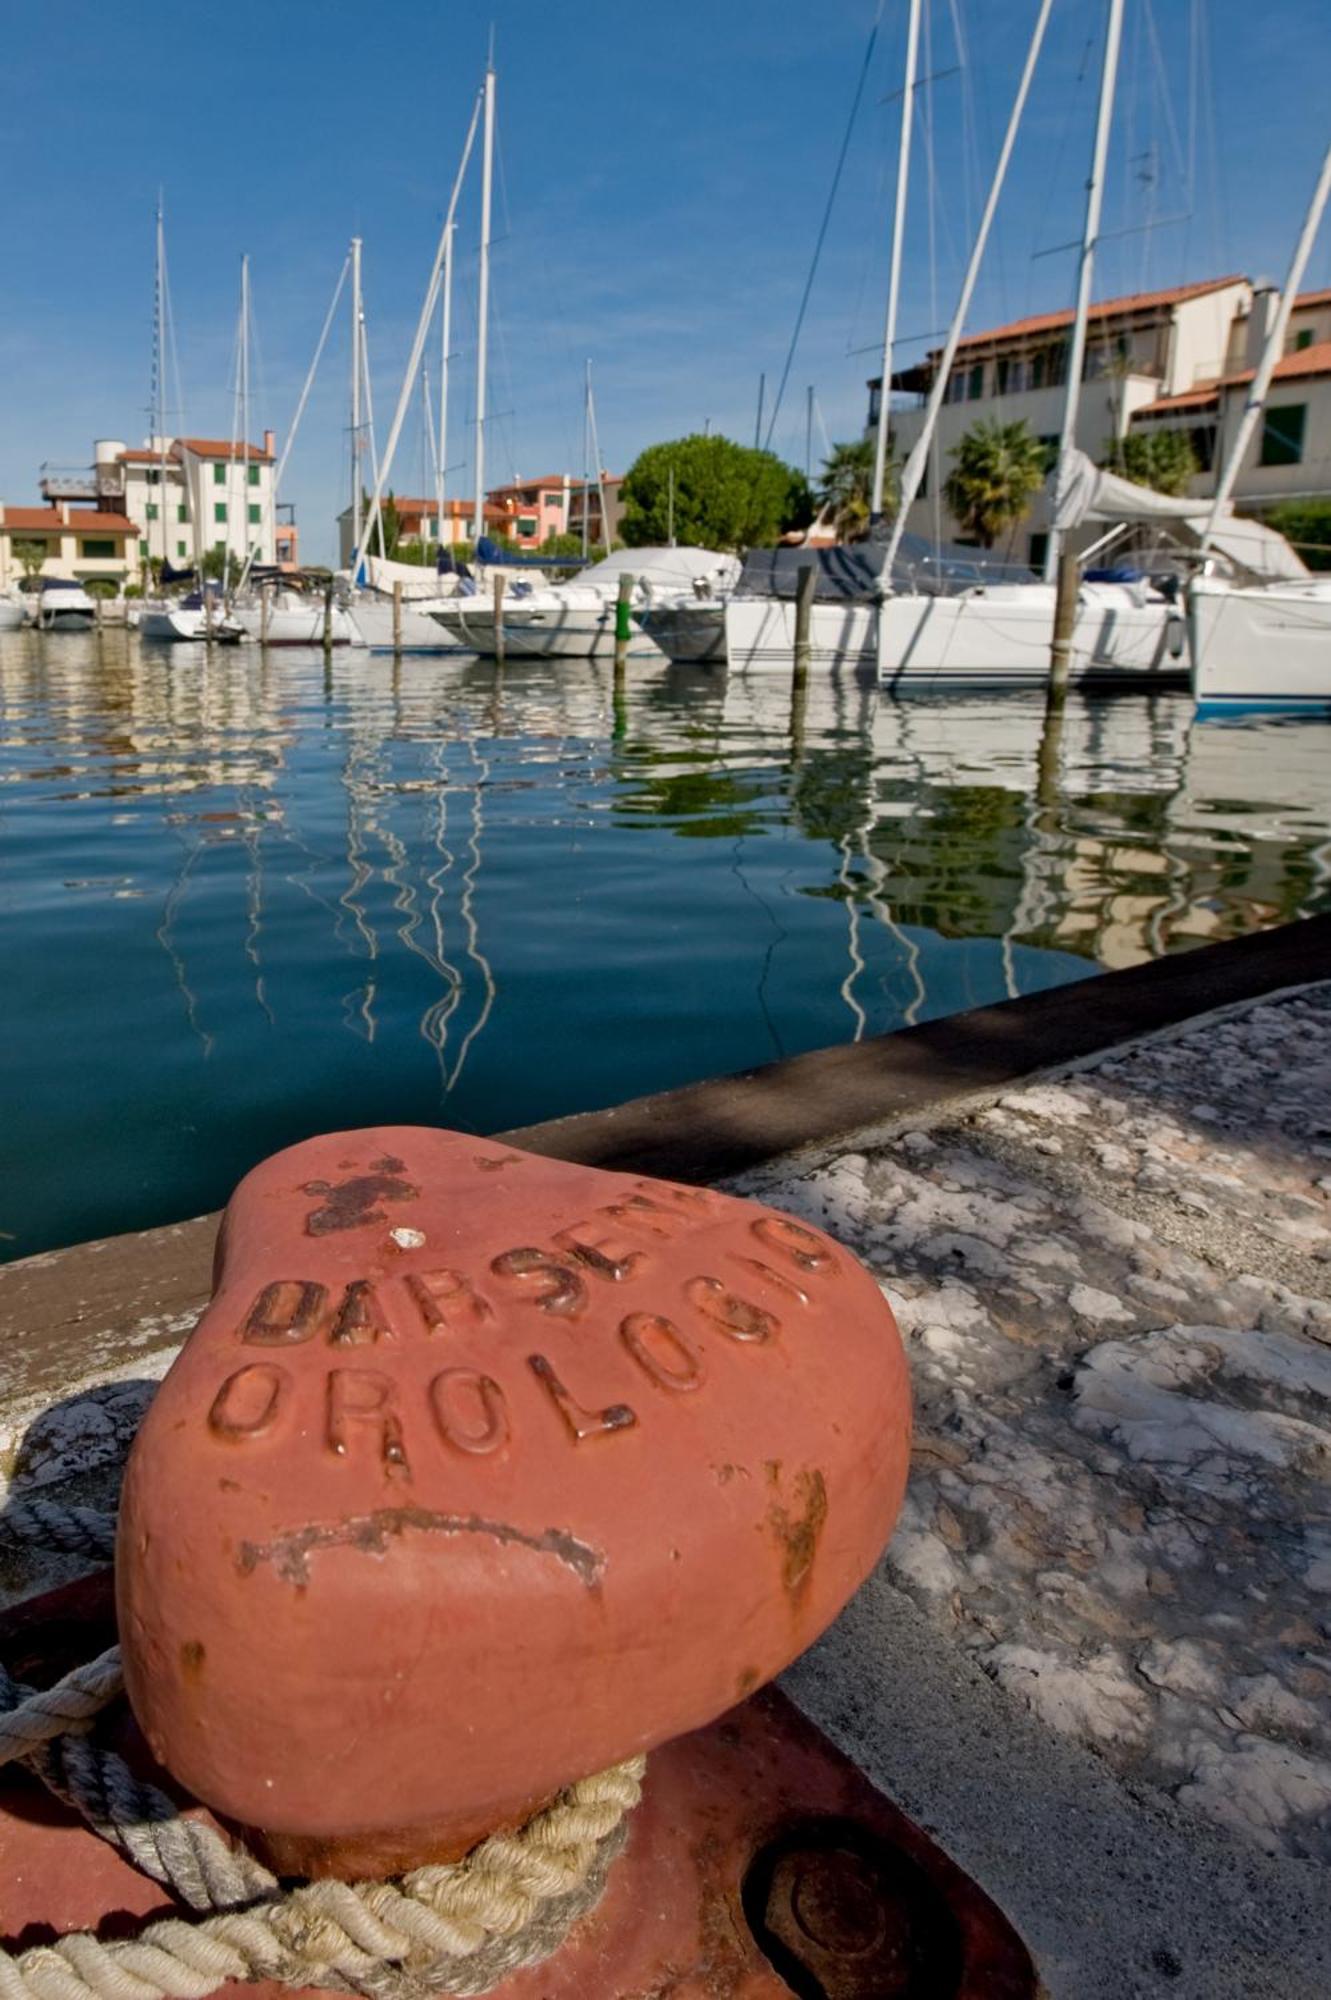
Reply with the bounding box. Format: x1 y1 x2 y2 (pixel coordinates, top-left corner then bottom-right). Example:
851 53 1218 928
38 464 99 503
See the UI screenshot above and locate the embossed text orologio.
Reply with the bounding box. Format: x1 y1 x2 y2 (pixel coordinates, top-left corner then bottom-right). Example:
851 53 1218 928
208 1191 841 1469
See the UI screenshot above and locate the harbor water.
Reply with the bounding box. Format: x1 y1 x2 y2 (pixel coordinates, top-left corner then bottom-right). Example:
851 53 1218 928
2 628 1328 1260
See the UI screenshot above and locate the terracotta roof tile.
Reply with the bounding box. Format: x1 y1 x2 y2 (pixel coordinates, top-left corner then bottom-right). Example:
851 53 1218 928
174 437 274 463
2 507 137 532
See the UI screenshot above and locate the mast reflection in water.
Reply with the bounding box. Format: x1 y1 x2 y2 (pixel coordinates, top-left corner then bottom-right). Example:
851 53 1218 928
2 628 1328 1259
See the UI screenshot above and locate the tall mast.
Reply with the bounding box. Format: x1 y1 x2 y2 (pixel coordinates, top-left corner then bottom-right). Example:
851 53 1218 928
241 255 251 571
354 86 481 576
437 222 453 554
350 236 363 567
581 358 591 560
474 53 496 544
151 197 171 578
1201 140 1331 550
805 384 814 482
1043 0 1124 581
872 0 920 519
886 0 1056 570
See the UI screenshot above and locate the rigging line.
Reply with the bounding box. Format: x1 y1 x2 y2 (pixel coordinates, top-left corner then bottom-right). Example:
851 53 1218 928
762 0 888 452
273 256 350 498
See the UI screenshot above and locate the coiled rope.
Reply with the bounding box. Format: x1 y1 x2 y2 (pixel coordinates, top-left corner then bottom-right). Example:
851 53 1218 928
0 1502 645 1998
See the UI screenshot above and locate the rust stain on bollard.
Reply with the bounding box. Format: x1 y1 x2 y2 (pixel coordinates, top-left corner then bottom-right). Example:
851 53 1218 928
116 1126 911 1864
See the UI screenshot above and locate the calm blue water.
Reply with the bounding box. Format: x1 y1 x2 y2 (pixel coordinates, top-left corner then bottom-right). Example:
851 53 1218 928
2 629 1328 1261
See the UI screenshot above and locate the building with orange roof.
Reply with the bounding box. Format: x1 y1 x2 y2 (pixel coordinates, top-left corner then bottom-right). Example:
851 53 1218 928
868 276 1331 564
38 431 282 577
0 501 141 590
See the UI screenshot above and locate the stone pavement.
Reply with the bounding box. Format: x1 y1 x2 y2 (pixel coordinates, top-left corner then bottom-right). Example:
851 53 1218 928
738 984 1331 1867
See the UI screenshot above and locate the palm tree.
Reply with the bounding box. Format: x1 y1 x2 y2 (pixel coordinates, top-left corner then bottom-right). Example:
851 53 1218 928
943 419 1048 549
817 439 878 540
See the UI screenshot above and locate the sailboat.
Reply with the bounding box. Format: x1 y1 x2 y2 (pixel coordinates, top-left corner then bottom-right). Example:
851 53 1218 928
137 205 246 645
1187 141 1331 710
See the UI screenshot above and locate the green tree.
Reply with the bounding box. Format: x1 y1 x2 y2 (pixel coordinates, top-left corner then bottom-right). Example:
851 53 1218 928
1264 498 1331 572
817 438 880 538
1102 430 1199 497
201 547 244 588
620 435 811 551
11 539 47 580
943 419 1048 549
381 492 403 560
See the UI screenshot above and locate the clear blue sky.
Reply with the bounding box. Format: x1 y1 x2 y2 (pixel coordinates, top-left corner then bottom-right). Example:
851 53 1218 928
4 0 1328 563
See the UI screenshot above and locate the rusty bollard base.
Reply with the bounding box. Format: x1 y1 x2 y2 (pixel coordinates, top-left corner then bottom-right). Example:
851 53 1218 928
115 1126 912 1856
0 1572 1036 1999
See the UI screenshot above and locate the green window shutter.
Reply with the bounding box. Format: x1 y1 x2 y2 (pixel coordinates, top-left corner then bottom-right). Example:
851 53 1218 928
214 463 226 485
248 503 261 525
968 364 984 399
248 464 260 486
139 539 148 557
215 502 228 524
177 541 187 558
1260 404 1306 466
146 503 158 520
80 539 116 557
1295 328 1313 352
177 505 188 522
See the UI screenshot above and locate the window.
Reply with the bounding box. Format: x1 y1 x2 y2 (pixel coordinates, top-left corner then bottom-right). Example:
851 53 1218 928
177 540 188 558
248 464 260 486
146 503 159 521
146 468 161 486
967 363 984 400
214 464 226 485
215 502 228 523
1037 434 1059 474
1294 328 1314 352
214 538 226 551
1260 404 1306 466
177 505 188 522
1028 531 1049 570
139 539 149 557
248 504 261 525
516 516 538 536
80 538 116 557
996 357 1011 394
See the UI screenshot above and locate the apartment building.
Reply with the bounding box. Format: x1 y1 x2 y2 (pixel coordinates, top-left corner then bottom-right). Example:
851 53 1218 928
869 276 1331 564
38 434 279 573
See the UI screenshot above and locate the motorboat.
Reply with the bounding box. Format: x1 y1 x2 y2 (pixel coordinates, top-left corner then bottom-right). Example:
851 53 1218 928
1188 573 1331 710
350 553 480 654
34 580 97 632
429 548 740 659
139 590 247 645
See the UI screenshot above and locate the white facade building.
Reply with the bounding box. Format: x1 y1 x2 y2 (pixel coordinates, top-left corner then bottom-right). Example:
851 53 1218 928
869 277 1331 566
41 433 279 576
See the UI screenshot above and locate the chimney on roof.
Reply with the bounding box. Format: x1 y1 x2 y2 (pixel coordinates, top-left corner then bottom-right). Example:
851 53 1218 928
1245 284 1280 371
263 429 275 457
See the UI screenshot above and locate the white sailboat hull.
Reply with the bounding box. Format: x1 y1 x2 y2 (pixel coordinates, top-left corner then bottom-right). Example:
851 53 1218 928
429 601 663 659
724 582 1186 686
233 600 358 646
0 597 25 632
632 601 727 663
352 596 466 652
1188 575 1331 708
35 585 97 632
139 603 247 643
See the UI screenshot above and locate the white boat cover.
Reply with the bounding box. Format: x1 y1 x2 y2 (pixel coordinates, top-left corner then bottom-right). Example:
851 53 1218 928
359 554 458 599
578 547 739 591
1051 449 1307 582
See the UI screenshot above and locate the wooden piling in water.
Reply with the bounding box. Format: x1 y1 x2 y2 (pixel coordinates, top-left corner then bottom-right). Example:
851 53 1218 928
322 578 334 653
793 561 817 694
614 571 635 674
492 574 506 664
1048 548 1080 695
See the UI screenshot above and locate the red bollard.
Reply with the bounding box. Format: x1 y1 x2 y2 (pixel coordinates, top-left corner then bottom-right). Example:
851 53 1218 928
0 1127 1041 1995
116 1127 910 1871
